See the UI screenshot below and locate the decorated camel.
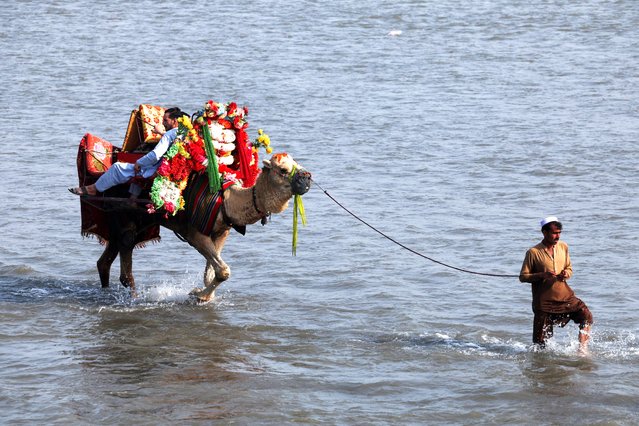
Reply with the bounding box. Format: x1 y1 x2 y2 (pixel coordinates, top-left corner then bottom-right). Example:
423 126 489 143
74 101 311 302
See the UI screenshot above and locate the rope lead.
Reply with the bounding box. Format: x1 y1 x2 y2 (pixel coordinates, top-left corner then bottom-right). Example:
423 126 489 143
312 180 518 278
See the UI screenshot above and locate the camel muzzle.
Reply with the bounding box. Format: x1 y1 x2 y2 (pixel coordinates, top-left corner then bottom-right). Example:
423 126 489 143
291 170 312 195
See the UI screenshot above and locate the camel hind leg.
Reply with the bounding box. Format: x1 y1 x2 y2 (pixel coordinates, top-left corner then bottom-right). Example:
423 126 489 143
97 241 119 288
96 219 137 294
118 245 135 290
188 229 231 303
117 222 138 295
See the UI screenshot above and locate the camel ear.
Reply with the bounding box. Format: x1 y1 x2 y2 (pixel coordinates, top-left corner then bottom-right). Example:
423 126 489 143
263 159 272 169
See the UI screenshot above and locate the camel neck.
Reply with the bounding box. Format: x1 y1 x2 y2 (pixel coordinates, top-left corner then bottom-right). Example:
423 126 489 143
223 170 291 227
252 186 266 216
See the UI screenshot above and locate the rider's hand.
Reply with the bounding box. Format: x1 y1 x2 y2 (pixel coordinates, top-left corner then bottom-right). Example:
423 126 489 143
153 124 165 135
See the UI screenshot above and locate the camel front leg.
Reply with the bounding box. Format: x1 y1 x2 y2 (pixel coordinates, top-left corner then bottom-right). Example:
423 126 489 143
188 229 230 303
194 259 230 301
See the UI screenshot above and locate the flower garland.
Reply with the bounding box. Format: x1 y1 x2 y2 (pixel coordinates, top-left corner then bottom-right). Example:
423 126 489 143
254 129 273 154
148 101 267 216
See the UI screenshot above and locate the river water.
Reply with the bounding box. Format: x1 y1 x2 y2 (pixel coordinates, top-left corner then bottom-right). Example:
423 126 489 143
1 0 638 424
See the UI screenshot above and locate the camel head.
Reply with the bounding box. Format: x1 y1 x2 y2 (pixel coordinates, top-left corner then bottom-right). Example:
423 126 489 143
262 153 312 196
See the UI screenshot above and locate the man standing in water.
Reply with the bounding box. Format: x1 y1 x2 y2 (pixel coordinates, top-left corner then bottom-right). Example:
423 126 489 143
519 216 593 353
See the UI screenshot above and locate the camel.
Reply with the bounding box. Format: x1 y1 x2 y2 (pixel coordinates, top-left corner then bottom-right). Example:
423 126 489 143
91 153 311 302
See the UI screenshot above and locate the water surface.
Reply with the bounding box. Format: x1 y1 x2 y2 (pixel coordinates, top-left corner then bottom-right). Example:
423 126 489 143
1 0 638 424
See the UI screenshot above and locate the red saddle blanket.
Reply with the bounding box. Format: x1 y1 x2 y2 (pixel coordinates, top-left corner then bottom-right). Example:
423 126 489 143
186 175 237 236
76 133 161 247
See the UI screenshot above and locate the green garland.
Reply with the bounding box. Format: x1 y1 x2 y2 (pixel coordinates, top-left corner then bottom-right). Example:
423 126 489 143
292 194 307 255
201 123 222 193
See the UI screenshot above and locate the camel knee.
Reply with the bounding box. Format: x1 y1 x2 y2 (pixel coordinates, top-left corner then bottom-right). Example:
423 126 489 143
218 266 230 282
204 263 230 287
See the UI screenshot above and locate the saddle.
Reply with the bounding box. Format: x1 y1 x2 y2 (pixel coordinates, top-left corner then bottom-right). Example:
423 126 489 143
75 105 166 246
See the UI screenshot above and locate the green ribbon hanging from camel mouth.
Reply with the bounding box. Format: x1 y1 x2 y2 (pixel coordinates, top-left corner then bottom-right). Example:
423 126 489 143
290 165 307 256
292 194 306 256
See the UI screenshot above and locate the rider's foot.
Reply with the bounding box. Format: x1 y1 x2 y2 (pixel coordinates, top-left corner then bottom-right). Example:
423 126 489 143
68 185 96 196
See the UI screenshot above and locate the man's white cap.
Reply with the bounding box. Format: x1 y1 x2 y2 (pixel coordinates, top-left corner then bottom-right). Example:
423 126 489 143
540 216 559 228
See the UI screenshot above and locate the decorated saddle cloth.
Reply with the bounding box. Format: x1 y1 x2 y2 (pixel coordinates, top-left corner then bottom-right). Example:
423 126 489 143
185 174 237 236
75 133 160 247
82 133 114 176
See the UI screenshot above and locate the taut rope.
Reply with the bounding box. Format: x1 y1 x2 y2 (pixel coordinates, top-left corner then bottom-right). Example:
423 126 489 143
312 180 519 278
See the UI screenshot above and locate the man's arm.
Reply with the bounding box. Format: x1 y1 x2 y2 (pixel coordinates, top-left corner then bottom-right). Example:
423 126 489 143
136 128 176 169
519 250 535 283
519 249 555 283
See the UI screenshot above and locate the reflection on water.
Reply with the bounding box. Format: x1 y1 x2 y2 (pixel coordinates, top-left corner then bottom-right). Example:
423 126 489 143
73 298 271 422
522 351 596 393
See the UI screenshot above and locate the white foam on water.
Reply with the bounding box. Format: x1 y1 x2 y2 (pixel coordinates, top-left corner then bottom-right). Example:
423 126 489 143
393 330 529 359
590 329 639 359
480 334 530 355
395 329 639 360
91 273 209 311
522 327 639 360
135 280 194 304
132 273 237 307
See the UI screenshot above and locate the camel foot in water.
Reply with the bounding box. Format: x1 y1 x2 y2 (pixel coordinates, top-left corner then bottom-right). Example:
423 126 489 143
577 345 590 357
189 288 215 304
